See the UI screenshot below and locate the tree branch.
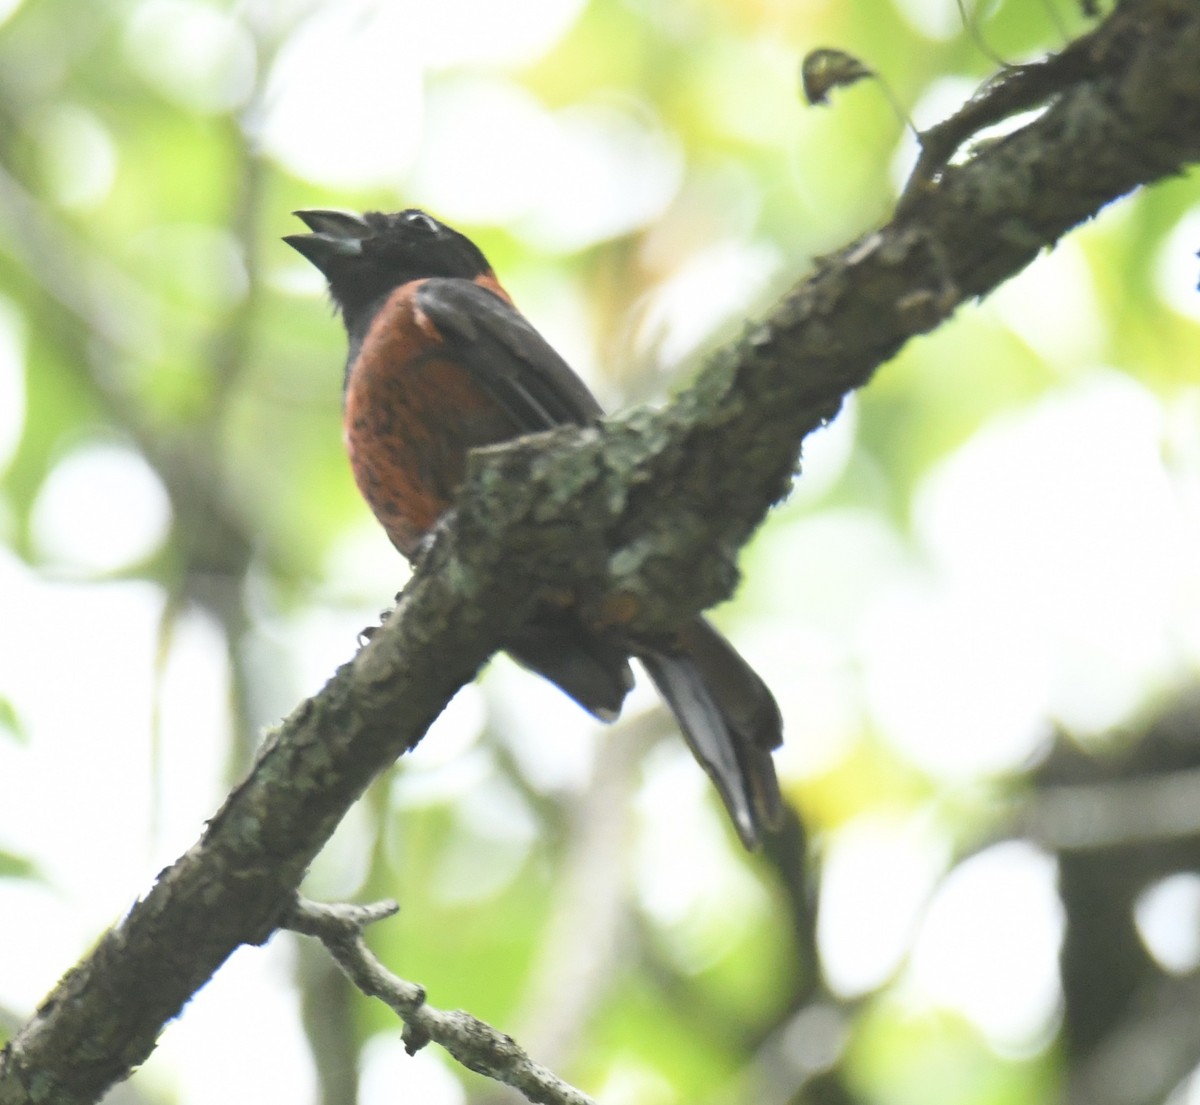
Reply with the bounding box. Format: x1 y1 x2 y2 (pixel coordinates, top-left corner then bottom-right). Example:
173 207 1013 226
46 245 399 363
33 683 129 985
284 898 596 1105
2 1 1198 1102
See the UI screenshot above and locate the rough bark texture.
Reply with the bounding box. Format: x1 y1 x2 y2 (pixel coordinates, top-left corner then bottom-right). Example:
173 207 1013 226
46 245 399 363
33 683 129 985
1 1 1198 1102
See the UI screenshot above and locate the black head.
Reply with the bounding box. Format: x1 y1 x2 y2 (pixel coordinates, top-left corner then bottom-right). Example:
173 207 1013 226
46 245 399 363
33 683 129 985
284 208 493 332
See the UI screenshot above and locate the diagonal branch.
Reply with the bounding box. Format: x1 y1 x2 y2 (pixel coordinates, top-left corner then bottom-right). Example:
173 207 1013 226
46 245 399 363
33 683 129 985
1 2 1198 1102
284 898 596 1105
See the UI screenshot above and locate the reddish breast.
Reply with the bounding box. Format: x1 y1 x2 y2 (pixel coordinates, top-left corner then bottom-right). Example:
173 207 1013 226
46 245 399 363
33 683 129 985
343 280 516 559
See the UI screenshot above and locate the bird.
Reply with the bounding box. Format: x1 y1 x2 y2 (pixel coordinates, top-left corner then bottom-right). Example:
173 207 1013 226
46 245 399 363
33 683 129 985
285 207 783 848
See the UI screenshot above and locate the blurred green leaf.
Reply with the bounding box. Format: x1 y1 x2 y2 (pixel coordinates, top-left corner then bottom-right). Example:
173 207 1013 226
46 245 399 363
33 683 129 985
0 696 25 744
0 850 37 880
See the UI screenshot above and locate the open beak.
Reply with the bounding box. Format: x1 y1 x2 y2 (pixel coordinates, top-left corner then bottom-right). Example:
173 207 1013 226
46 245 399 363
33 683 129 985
283 209 370 273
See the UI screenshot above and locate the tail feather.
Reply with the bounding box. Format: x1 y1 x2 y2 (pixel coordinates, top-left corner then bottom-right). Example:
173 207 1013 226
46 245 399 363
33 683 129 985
640 618 783 849
506 612 635 722
505 610 784 849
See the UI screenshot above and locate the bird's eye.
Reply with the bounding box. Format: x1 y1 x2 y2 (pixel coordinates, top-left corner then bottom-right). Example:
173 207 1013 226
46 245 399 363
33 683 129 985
402 211 439 233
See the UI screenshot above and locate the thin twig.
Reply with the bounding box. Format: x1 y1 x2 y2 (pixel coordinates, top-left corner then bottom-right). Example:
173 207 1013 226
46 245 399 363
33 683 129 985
897 3 1118 211
284 897 597 1105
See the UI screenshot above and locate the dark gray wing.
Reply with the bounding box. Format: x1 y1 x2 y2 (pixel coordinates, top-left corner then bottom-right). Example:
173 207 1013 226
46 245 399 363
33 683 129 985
416 278 604 430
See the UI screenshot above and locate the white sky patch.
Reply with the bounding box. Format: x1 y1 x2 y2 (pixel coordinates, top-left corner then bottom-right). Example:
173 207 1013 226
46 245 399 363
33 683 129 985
1154 203 1200 321
125 0 257 114
914 372 1185 737
153 606 234 856
415 0 587 69
891 0 971 40
741 506 911 776
739 624 863 780
320 518 414 604
360 1032 466 1105
0 567 232 903
411 84 685 250
256 0 586 191
303 790 375 902
30 441 172 573
595 1063 676 1105
1164 390 1200 664
485 653 603 794
790 394 859 507
407 76 560 224
989 237 1108 367
861 574 1052 778
634 743 770 971
0 561 274 1080
0 881 89 1013
142 940 317 1105
753 507 914 641
818 812 947 997
633 236 782 368
860 373 1191 779
257 2 424 188
519 100 686 251
909 842 1063 1050
250 600 408 713
1135 873 1200 975
0 564 163 1006
0 0 24 29
404 684 488 771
